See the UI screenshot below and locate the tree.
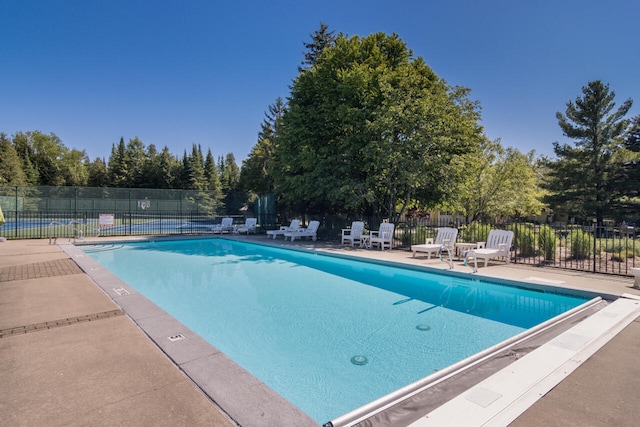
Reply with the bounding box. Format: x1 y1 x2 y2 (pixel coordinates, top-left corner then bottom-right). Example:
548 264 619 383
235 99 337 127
11 132 38 184
544 81 633 223
157 146 180 189
608 115 640 221
273 32 482 222
299 22 336 72
87 157 109 187
0 132 27 185
239 97 286 195
443 138 545 222
204 149 223 197
125 137 147 187
59 148 89 186
108 138 129 187
219 153 243 214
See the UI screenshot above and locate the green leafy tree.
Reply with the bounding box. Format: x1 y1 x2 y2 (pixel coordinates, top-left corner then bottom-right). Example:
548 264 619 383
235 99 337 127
0 132 27 185
12 131 68 186
444 139 545 222
59 148 89 186
87 157 109 187
544 80 633 223
11 132 38 184
273 31 482 222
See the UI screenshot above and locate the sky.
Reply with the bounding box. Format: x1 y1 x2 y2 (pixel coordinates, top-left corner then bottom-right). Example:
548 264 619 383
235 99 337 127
2 0 639 164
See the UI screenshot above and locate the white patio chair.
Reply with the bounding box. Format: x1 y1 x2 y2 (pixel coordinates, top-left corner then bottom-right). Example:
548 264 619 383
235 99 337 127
266 219 300 239
235 218 257 235
465 229 514 267
369 223 395 250
212 217 234 234
341 221 365 247
411 227 458 259
284 220 320 242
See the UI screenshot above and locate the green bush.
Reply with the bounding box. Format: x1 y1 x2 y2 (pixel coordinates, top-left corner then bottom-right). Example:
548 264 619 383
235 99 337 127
570 229 593 259
460 222 490 243
508 224 536 257
538 225 557 261
602 238 640 261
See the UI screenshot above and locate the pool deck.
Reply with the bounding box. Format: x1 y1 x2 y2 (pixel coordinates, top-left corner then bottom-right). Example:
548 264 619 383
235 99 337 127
1 235 639 426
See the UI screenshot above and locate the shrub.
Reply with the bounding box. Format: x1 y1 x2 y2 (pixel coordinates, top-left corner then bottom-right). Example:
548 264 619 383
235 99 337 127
508 224 536 257
538 225 557 261
570 229 593 259
603 238 640 261
460 222 490 243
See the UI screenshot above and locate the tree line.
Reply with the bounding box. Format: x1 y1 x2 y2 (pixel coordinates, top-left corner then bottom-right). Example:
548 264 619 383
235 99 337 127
0 132 245 214
2 23 639 224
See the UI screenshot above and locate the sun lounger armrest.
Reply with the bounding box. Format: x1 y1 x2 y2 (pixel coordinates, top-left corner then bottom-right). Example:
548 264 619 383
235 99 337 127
425 238 434 244
370 231 380 237
477 242 486 249
498 243 508 251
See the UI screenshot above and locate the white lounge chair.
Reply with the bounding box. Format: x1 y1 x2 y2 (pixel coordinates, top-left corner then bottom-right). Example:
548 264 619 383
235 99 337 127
235 218 257 235
212 217 234 234
266 219 301 239
369 223 395 250
411 227 458 259
341 221 365 247
465 229 514 267
284 220 320 242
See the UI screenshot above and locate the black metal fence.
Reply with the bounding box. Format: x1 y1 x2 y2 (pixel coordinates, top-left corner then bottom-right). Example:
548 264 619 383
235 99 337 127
393 219 639 277
1 185 637 277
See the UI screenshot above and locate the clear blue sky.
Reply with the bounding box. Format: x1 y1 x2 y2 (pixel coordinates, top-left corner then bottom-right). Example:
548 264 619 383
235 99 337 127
2 0 638 163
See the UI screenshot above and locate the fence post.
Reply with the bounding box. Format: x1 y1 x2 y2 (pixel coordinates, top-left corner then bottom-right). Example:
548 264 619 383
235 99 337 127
593 218 597 273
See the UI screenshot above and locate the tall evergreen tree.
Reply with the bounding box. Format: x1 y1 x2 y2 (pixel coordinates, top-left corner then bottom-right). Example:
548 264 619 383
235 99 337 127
544 80 633 222
239 97 287 195
125 137 146 187
609 115 640 221
219 153 242 213
157 146 179 188
204 149 222 196
299 22 336 71
108 138 129 187
181 144 206 190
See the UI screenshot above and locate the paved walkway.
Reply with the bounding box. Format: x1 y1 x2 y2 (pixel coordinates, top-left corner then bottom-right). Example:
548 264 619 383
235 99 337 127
1 237 639 426
0 239 236 427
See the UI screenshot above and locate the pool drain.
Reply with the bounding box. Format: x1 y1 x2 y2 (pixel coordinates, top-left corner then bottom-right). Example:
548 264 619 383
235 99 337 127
350 355 368 366
416 324 431 331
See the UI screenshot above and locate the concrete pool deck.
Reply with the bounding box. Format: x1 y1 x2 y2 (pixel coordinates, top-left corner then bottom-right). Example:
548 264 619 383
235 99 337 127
1 236 639 426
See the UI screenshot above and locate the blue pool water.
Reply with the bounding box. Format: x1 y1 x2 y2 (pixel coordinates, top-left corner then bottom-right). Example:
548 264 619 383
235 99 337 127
83 238 588 423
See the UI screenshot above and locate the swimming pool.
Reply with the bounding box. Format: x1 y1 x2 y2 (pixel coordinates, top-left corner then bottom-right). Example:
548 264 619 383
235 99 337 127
82 238 591 424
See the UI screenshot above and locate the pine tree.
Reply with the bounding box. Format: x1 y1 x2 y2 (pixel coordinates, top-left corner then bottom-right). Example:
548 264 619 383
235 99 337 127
108 138 129 187
544 81 633 222
239 97 286 194
299 22 336 72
